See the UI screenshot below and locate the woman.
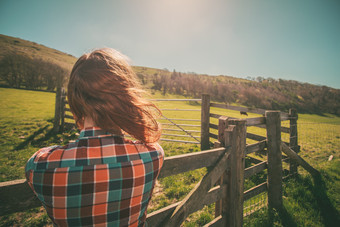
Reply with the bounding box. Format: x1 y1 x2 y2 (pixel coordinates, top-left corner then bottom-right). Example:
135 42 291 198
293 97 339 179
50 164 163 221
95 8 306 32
25 48 164 226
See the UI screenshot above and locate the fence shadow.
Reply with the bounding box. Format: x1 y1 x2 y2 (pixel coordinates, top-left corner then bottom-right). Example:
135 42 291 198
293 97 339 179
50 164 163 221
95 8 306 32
268 206 298 227
13 122 60 151
14 125 50 150
312 174 340 226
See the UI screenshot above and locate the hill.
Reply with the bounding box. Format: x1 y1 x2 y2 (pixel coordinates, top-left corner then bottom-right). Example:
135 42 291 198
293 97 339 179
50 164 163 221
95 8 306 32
0 34 339 115
0 34 76 70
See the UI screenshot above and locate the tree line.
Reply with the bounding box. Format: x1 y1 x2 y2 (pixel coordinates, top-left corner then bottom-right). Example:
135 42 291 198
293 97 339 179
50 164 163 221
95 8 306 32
139 70 340 115
0 53 68 91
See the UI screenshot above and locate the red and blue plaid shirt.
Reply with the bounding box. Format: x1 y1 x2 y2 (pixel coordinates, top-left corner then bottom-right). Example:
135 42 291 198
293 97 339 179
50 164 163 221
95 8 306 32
25 127 164 227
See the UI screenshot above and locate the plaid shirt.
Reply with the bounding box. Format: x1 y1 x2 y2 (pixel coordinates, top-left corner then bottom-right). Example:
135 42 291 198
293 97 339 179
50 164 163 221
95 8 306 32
25 127 164 227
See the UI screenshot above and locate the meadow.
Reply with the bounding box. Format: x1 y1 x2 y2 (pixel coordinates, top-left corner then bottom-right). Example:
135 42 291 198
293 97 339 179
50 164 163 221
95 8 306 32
0 87 339 226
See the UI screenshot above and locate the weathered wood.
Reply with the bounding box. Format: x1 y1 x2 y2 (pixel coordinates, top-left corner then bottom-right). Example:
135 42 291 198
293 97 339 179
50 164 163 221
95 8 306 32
158 147 226 179
289 108 299 174
280 112 290 121
204 185 226 210
64 122 76 127
60 88 66 131
160 118 201 122
218 116 229 147
65 114 74 120
282 157 290 164
203 215 225 227
162 133 200 139
253 124 266 129
266 111 283 209
247 156 263 164
245 117 266 126
164 149 230 226
209 123 218 130
146 202 180 227
210 103 266 115
147 185 223 226
245 140 267 155
282 173 295 182
160 138 200 144
281 126 290 133
246 132 266 141
281 143 320 177
163 128 201 133
213 141 221 148
244 182 267 201
209 133 218 139
201 94 211 150
214 117 228 218
0 179 41 216
209 113 223 119
53 86 62 132
244 161 267 179
225 120 246 227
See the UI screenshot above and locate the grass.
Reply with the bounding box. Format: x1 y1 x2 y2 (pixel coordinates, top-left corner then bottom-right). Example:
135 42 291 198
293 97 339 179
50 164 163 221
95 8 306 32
0 87 339 226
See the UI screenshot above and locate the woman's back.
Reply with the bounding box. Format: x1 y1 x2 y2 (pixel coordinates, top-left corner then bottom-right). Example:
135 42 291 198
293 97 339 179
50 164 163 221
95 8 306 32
26 48 163 226
26 127 163 226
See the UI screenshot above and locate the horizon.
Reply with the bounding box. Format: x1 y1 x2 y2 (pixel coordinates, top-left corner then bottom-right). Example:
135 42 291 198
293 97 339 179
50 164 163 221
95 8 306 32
0 0 339 89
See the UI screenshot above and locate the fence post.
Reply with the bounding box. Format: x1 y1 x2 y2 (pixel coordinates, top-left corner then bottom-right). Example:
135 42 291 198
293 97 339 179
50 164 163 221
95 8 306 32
53 85 62 132
201 94 210 150
214 116 229 218
289 108 298 174
266 111 283 210
225 119 246 227
60 88 66 132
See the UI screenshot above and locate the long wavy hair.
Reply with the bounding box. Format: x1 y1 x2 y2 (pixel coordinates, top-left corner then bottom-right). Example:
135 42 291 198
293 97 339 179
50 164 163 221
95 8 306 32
67 48 161 143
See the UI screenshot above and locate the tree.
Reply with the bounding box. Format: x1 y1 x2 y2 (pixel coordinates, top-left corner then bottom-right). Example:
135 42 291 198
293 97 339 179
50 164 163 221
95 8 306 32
0 53 68 91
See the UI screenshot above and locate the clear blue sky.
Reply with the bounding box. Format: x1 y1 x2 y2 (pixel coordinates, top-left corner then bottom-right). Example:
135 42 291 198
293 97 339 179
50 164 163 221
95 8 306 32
1 0 339 88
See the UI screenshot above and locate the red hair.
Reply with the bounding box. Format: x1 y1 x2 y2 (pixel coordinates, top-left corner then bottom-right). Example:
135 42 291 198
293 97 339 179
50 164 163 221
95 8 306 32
67 48 161 143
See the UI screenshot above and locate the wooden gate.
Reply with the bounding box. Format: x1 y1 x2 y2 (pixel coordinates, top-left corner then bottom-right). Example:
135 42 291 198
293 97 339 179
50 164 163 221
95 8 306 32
146 119 246 226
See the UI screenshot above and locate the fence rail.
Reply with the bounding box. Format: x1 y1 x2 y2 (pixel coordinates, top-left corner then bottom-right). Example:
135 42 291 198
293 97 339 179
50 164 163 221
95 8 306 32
162 133 200 139
244 161 267 179
160 138 200 144
244 182 267 201
163 128 200 133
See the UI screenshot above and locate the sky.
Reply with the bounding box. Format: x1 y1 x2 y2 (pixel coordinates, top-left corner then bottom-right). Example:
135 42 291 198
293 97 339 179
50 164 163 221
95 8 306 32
0 0 339 88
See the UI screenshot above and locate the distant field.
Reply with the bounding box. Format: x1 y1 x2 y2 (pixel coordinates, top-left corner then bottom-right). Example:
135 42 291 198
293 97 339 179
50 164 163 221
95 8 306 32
0 87 339 226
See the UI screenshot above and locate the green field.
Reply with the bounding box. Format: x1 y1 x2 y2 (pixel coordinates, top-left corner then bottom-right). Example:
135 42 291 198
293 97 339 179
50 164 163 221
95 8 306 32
0 88 339 226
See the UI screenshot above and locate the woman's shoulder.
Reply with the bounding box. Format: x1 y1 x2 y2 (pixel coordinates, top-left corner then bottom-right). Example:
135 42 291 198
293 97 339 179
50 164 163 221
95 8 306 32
25 145 63 172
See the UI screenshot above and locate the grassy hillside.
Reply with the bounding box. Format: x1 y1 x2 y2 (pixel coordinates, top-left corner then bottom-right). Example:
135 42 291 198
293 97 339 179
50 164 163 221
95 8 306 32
0 34 76 71
0 88 339 226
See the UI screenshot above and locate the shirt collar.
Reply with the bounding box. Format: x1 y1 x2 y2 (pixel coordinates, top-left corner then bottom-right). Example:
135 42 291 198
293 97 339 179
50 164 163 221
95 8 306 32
78 127 122 139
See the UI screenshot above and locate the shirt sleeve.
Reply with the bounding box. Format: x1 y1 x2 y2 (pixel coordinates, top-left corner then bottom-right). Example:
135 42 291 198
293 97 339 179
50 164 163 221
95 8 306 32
25 146 59 189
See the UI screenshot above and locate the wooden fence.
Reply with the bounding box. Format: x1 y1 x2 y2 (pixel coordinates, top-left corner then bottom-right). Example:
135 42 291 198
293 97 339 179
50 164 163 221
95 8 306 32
0 93 319 226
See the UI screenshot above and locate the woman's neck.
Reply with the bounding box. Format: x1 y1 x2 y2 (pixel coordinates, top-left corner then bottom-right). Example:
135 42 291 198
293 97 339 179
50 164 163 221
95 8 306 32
83 117 96 128
82 117 123 135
